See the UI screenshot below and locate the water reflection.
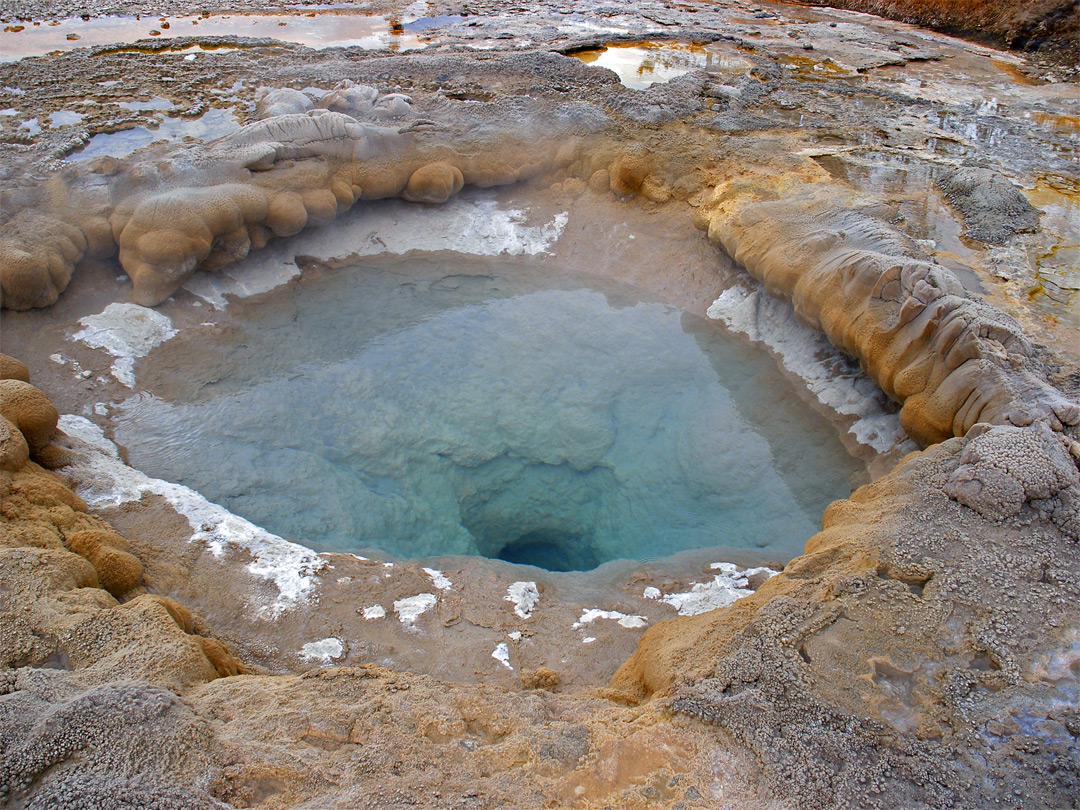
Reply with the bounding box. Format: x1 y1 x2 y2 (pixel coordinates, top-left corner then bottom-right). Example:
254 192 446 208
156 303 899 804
68 107 240 161
0 10 430 61
571 42 719 89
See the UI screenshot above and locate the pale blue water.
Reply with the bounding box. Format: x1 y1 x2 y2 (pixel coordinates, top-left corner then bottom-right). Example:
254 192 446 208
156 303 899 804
115 255 864 570
69 108 239 161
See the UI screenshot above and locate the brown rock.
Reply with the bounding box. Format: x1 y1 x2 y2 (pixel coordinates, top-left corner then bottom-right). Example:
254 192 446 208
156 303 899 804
402 162 466 204
265 192 309 237
32 443 77 470
0 354 30 382
588 169 610 193
0 379 59 454
609 154 651 197
562 177 587 197
149 594 196 634
640 175 672 203
699 175 1079 444
521 667 561 691
0 415 29 472
65 528 144 597
300 188 340 226
200 636 245 678
116 184 269 306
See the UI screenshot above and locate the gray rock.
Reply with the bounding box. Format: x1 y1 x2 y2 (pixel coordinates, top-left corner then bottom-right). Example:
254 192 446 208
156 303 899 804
254 87 315 120
937 167 1040 245
945 421 1080 539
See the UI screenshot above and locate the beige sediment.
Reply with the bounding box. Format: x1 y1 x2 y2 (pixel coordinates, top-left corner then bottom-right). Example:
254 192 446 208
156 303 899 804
0 90 589 309
0 358 248 690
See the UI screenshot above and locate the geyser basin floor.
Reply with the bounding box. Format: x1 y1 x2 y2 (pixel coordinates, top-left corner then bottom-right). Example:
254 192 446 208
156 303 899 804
0 10 433 61
113 253 865 570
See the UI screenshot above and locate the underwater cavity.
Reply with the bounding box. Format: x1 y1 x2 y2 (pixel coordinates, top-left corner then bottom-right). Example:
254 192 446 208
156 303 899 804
113 254 864 571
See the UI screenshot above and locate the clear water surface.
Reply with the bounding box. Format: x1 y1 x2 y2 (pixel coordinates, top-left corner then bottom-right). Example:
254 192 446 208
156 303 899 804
114 254 864 570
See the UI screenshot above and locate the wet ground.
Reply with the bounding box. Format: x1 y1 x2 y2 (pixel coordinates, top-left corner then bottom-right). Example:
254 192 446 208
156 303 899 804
0 8 443 61
1 1 1075 350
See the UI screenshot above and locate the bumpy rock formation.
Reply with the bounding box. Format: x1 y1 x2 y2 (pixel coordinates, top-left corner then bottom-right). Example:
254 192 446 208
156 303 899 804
0 355 30 383
0 355 245 695
945 421 1080 538
614 428 1080 808
937 166 1041 245
254 87 314 119
64 529 144 598
0 682 221 810
0 175 116 310
1 85 603 309
0 416 29 472
696 173 1079 445
0 379 60 455
210 109 407 169
314 81 379 117
401 160 465 203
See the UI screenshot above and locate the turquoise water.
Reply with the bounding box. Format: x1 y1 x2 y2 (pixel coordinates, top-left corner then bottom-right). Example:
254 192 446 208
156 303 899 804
115 254 864 570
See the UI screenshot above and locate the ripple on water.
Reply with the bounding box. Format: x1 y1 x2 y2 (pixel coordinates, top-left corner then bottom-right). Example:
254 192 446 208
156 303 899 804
113 255 865 571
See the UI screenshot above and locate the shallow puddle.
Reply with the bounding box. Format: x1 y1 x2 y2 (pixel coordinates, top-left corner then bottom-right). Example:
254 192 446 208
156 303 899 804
48 109 86 127
570 42 714 89
0 10 431 61
112 254 864 571
67 108 240 160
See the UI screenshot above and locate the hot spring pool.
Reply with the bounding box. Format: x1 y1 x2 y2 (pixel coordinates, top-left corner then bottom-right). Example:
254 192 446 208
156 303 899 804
113 254 865 571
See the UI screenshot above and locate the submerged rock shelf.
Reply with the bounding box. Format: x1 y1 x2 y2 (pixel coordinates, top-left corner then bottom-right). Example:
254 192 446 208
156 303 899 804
0 1 1078 808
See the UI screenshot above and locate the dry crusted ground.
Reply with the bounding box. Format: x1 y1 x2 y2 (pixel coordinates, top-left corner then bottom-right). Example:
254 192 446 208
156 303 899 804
1 1 1079 809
